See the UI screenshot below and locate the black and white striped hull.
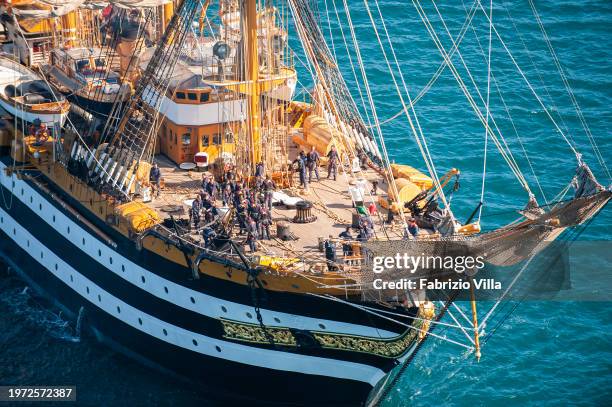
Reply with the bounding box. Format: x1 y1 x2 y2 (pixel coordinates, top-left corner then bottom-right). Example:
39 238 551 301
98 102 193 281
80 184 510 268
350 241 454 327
0 158 415 406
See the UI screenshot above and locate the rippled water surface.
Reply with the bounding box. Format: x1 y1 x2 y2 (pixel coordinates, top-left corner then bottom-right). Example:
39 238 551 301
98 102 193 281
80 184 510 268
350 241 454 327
1 1 610 406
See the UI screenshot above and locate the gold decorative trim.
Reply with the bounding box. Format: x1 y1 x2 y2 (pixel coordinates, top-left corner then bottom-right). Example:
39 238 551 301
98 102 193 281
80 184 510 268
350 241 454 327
221 309 429 358
221 320 297 346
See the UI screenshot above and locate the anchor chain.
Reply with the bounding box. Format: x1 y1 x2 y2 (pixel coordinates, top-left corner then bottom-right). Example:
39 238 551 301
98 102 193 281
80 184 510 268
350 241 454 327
246 270 276 348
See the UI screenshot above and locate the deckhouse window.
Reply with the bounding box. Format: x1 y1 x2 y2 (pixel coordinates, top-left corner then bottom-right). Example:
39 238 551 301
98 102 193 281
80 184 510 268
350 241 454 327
187 93 197 101
201 135 210 147
176 92 186 100
225 132 234 143
200 92 210 102
181 133 191 145
212 133 222 146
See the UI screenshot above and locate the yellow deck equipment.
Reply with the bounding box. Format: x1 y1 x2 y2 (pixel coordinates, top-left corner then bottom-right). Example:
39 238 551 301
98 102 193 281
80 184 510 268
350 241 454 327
115 201 161 233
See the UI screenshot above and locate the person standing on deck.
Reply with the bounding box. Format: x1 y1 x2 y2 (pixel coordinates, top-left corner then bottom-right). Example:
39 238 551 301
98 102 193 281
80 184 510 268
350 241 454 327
324 236 338 271
339 227 353 257
263 176 275 211
201 174 210 193
236 200 248 235
149 162 161 198
222 182 232 206
295 151 308 189
259 207 271 240
246 216 259 252
407 218 419 238
255 161 265 178
327 146 339 181
191 195 202 230
307 146 320 182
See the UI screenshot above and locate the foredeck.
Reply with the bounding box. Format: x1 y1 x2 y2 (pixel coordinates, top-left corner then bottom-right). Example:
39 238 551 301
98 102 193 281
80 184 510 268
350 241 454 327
145 154 408 258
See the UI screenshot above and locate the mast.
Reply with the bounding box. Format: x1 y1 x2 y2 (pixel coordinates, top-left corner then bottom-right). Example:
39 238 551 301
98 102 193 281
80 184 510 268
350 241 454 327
245 0 261 171
61 10 78 47
162 1 175 32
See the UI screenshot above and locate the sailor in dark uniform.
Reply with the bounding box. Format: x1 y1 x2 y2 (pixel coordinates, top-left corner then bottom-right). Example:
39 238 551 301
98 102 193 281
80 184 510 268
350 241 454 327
295 151 308 189
191 195 202 230
246 216 259 252
327 146 339 181
307 146 320 182
149 162 161 198
263 176 275 211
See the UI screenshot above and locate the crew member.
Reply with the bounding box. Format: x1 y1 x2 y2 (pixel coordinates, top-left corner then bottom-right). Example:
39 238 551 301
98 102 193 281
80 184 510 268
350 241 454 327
339 227 353 257
263 176 275 211
191 195 202 229
255 161 265 178
307 146 320 182
246 216 258 252
324 236 338 271
407 217 419 238
295 151 308 189
327 146 339 181
149 162 161 198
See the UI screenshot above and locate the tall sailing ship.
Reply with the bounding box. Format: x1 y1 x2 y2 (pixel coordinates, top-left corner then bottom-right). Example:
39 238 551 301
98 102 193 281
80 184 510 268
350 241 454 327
0 0 609 405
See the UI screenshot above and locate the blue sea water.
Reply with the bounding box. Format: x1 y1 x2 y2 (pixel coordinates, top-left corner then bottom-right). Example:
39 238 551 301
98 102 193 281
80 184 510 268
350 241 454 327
1 1 610 406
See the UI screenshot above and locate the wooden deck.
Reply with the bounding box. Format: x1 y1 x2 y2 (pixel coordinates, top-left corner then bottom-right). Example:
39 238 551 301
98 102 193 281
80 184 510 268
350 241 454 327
142 154 408 261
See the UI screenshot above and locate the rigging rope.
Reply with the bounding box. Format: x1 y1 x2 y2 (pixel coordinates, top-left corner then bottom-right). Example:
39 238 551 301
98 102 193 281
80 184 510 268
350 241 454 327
526 0 610 181
473 0 580 158
366 0 451 212
411 0 532 196
478 0 493 223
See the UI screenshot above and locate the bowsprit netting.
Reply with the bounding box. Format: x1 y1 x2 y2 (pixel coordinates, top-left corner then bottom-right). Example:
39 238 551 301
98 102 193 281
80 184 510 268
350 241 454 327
88 0 203 197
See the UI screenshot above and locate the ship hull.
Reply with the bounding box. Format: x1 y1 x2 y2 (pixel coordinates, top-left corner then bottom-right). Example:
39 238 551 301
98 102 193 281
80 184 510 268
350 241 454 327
0 158 415 406
0 231 376 406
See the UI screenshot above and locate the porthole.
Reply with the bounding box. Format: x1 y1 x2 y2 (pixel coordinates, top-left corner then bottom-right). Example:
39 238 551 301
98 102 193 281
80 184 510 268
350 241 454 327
274 317 281 323
26 240 30 247
246 312 253 319
52 215 55 222
109 257 113 265
54 264 58 271
192 339 198 346
67 227 70 234
121 265 125 272
40 251 43 259
98 249 101 257
97 294 102 302
39 203 42 211
20 188 24 195
116 306 121 314
221 306 227 313
29 196 33 203
318 323 326 330
0 217 3 223
82 238 86 246
86 286 90 294
12 228 15 235
141 276 146 284
291 284 299 289
164 287 169 294
215 346 221 352
70 275 74 282
138 318 143 325
190 297 195 304
163 329 168 336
